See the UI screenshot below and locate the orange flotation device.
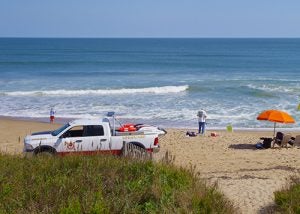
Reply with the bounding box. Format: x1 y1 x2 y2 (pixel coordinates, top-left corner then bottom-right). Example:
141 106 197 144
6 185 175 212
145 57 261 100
118 123 137 132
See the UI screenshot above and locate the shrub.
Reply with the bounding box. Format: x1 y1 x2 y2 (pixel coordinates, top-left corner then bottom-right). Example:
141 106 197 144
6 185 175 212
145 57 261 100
273 178 300 214
0 154 235 213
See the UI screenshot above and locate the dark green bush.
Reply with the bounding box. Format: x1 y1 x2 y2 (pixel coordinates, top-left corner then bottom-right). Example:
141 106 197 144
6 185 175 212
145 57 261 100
0 154 234 213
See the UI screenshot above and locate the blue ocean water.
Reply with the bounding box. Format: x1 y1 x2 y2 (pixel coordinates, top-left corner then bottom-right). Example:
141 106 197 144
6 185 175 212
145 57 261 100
0 38 299 129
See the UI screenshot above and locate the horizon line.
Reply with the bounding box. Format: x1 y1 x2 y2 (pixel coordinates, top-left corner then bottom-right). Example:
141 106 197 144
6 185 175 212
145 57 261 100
1 36 300 39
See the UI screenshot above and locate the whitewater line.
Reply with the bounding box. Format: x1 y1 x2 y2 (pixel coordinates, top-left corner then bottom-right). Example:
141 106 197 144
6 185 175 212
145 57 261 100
2 85 189 96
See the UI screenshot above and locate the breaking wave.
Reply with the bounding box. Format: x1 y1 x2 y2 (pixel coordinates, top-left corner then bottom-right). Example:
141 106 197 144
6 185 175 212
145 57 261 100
1 85 189 96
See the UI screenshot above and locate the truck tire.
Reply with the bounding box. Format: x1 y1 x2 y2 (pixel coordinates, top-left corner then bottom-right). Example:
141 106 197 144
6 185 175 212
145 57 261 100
34 146 56 157
129 142 145 149
121 142 145 157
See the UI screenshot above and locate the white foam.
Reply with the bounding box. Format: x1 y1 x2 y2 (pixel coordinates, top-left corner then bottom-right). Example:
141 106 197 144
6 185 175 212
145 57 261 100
2 85 189 96
246 84 299 93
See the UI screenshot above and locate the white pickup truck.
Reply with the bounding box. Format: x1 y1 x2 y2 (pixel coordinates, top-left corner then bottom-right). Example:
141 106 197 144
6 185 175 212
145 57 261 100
23 118 166 156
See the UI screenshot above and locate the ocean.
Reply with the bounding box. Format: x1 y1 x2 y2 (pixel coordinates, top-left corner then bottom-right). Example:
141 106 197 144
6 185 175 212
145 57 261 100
0 38 299 129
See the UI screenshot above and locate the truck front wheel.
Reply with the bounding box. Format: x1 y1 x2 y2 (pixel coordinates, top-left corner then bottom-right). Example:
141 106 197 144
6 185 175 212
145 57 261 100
34 146 56 157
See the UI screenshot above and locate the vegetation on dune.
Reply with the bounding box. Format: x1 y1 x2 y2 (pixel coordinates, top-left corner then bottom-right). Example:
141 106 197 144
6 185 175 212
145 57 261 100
273 177 300 214
0 153 235 213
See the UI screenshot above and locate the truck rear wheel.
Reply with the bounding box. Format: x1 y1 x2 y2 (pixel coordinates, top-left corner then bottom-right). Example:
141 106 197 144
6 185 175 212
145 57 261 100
128 142 145 149
121 142 146 157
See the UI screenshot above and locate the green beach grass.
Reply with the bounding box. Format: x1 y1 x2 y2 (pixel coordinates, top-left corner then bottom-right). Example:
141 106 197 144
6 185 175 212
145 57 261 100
273 178 300 213
0 154 235 213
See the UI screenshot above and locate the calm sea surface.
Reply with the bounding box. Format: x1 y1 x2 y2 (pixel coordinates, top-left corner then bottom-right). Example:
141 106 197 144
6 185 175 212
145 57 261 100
0 38 299 129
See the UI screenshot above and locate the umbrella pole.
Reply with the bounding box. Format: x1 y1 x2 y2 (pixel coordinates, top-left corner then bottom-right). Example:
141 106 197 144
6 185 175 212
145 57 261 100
273 122 276 137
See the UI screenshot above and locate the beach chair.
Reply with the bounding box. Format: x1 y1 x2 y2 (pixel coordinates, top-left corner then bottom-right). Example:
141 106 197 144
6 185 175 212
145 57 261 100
280 134 292 148
272 132 284 147
292 135 300 148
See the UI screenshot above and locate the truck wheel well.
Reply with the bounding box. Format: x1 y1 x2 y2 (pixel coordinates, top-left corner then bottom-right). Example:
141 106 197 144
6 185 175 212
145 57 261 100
34 146 57 155
128 142 145 149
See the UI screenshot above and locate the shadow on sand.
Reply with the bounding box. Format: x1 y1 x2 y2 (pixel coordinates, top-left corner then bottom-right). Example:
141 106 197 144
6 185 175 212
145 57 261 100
228 143 257 150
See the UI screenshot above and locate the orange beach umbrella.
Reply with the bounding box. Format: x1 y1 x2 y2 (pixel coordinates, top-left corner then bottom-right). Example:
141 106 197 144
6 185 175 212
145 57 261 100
256 109 295 136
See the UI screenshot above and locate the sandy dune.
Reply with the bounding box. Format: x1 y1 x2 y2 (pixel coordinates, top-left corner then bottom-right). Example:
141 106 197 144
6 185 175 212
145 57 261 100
1 118 300 213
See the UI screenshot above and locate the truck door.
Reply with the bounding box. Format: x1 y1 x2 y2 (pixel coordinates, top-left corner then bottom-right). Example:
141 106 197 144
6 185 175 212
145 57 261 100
56 125 89 153
83 125 109 151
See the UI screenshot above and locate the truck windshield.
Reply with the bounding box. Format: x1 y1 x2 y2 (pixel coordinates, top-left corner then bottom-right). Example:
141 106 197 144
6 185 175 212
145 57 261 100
51 123 70 136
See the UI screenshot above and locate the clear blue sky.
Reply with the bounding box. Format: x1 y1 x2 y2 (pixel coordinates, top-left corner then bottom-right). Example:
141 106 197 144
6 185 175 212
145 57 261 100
0 0 299 38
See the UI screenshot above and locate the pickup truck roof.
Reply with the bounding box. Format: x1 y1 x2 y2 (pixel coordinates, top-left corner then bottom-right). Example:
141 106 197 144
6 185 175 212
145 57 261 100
69 119 106 126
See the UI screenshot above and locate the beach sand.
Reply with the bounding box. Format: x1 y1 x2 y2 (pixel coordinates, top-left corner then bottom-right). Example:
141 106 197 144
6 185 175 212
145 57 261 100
1 117 300 213
158 129 300 213
0 117 60 154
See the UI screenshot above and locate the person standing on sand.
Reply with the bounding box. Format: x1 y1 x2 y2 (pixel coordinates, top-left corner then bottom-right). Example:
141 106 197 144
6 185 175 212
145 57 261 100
197 109 207 135
50 108 55 123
